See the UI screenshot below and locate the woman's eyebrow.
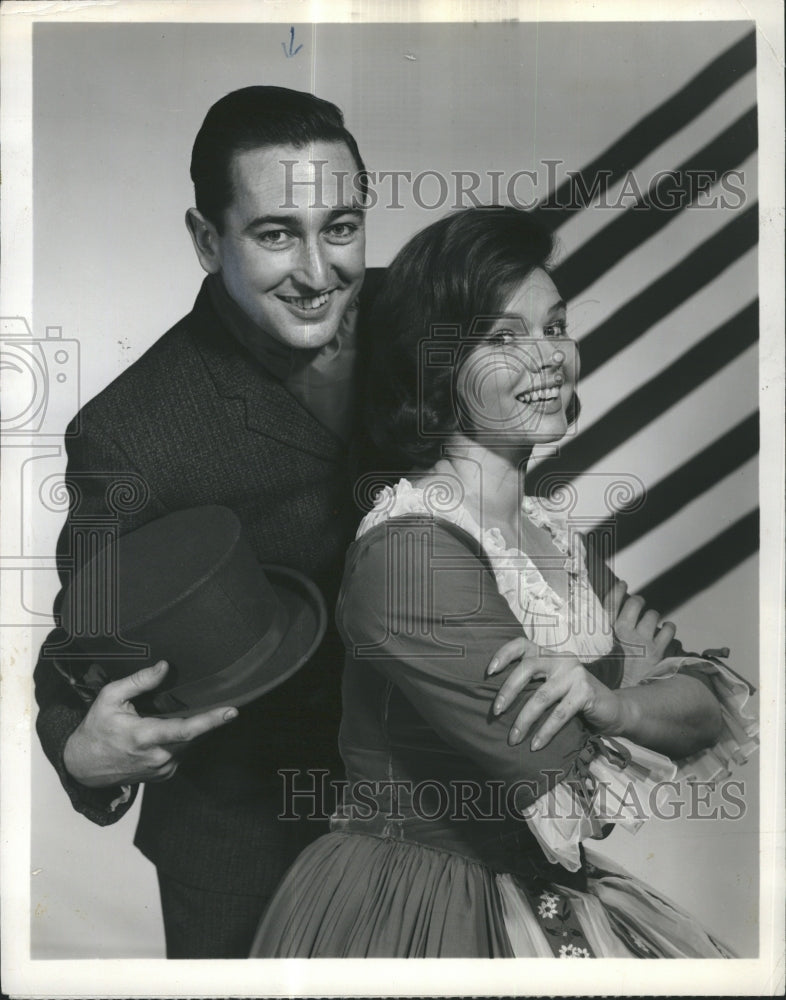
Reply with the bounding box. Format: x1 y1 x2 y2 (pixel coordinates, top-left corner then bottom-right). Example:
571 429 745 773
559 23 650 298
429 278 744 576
489 315 531 335
547 299 567 318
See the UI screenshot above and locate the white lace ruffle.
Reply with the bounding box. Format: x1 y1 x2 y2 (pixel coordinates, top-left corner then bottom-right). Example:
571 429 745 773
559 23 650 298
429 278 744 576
520 736 678 871
359 479 614 663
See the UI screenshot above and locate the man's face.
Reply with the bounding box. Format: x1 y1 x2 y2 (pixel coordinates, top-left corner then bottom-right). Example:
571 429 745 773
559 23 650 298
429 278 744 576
206 141 366 350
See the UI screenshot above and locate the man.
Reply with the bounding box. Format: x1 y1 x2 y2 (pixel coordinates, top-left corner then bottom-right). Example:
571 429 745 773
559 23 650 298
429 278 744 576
34 86 383 958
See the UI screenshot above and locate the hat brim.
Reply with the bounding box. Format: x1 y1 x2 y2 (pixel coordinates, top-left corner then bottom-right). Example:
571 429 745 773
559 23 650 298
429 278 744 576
147 564 328 719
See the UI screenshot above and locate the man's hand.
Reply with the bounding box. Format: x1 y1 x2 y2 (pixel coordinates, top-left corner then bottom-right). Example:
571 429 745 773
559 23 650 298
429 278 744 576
487 638 623 749
603 580 676 678
62 661 238 788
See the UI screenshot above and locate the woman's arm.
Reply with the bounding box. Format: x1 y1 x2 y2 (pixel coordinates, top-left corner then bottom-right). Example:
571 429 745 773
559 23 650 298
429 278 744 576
489 636 722 759
611 673 723 757
488 577 724 758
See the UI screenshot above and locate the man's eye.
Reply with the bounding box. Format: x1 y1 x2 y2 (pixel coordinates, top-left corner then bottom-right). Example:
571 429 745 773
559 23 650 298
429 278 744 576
544 321 568 338
325 222 360 243
257 230 294 249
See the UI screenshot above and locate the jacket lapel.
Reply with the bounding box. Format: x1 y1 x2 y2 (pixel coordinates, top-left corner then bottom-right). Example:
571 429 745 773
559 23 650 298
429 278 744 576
188 282 345 461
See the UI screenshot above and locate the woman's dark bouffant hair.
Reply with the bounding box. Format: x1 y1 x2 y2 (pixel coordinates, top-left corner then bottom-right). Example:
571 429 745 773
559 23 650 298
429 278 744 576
365 206 577 467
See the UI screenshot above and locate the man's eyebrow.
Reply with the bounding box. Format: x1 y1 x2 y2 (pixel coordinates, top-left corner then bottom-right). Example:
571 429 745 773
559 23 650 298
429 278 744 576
548 299 568 316
243 213 301 233
243 207 365 233
327 206 366 220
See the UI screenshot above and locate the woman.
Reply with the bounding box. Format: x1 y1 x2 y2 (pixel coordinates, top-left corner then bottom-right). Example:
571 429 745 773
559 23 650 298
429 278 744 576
251 208 757 958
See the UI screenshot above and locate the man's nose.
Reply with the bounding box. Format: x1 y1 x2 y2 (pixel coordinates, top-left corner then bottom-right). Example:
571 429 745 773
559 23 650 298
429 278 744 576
292 239 330 289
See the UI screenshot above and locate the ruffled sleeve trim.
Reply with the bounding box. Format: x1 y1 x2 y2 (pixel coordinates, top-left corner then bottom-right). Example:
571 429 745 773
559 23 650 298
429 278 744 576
520 648 760 871
619 649 758 783
520 735 678 872
501 646 758 873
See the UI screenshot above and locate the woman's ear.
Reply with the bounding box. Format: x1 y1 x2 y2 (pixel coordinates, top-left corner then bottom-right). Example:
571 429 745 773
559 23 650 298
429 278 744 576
185 208 222 274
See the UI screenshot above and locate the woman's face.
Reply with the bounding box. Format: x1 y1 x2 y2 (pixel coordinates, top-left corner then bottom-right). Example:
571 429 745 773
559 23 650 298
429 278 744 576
455 267 578 446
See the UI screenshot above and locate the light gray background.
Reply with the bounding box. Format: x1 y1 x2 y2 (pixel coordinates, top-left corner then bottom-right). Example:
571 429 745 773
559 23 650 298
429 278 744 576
29 20 759 957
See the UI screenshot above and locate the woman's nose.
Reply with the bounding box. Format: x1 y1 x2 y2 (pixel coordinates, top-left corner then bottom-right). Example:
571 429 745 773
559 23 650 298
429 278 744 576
521 340 565 372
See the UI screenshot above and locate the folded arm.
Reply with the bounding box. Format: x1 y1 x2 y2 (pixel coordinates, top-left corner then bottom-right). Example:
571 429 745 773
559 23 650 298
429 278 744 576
488 578 722 759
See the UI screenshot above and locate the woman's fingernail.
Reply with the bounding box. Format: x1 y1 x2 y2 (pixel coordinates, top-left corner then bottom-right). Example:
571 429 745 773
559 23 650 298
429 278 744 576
531 736 542 751
508 728 521 745
488 658 499 675
493 697 505 715
223 709 238 721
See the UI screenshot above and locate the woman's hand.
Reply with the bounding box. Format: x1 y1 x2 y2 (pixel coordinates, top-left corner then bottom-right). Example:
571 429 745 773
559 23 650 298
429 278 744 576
487 638 624 749
604 580 677 679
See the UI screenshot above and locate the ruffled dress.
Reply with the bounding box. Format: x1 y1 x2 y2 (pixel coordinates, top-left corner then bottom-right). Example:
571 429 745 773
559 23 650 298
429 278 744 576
251 479 758 958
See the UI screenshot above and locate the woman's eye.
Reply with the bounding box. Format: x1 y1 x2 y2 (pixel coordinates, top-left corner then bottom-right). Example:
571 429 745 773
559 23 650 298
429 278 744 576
490 328 518 345
544 321 568 338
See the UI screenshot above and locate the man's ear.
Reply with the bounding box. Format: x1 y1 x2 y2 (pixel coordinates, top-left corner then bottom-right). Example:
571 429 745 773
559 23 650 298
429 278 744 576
185 208 222 274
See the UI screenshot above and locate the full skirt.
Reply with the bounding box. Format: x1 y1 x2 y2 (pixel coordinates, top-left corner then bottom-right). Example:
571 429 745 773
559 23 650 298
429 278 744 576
250 831 733 958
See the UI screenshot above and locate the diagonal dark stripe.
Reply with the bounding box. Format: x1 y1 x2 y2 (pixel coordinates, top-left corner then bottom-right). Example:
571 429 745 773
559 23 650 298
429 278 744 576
639 509 758 612
551 108 758 300
539 30 756 225
585 413 758 556
578 203 758 379
532 301 759 487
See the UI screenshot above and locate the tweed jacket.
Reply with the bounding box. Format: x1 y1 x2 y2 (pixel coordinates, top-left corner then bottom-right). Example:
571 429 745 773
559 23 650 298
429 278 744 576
34 271 385 894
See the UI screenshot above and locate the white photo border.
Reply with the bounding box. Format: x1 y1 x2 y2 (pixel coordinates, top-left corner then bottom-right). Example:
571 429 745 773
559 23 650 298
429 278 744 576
1 1 783 996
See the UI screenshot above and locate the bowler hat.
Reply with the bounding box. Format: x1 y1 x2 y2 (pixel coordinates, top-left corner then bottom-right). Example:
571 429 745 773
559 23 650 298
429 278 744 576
57 506 327 717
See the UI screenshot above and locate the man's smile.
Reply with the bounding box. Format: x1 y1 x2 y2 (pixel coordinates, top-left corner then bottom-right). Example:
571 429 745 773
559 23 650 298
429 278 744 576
278 289 335 308
275 288 340 320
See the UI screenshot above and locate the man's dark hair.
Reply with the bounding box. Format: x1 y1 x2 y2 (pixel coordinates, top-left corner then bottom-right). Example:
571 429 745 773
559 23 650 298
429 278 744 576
190 86 366 231
365 206 579 467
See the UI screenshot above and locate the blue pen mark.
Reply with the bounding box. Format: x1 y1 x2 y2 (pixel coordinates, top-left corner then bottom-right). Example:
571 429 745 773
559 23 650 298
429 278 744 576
282 26 303 58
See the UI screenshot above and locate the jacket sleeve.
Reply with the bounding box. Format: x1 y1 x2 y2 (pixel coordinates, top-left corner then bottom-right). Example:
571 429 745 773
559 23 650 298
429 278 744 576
337 519 600 805
34 410 167 825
